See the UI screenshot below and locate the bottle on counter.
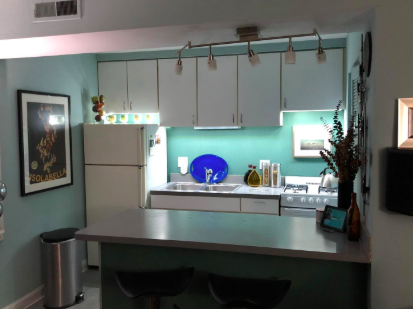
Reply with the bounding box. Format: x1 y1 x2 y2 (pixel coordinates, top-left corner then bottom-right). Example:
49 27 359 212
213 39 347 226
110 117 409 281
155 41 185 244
248 166 261 187
262 163 270 187
244 164 253 184
271 163 281 188
347 193 360 241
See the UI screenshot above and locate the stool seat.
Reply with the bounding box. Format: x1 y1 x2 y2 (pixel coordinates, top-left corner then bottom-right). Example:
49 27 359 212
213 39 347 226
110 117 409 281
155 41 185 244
116 267 194 299
209 274 291 309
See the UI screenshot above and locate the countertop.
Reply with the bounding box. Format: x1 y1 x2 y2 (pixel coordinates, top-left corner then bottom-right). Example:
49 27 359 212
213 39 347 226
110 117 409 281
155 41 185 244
150 182 284 199
76 208 370 264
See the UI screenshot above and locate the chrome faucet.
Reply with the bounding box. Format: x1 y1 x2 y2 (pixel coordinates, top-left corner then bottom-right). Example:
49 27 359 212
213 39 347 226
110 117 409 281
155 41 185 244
205 168 213 185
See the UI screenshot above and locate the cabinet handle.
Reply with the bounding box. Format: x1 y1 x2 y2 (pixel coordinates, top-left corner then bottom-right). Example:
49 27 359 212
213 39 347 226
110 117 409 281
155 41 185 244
254 201 266 204
241 114 243 124
192 115 195 125
130 102 132 111
123 102 126 111
233 114 235 123
284 98 287 109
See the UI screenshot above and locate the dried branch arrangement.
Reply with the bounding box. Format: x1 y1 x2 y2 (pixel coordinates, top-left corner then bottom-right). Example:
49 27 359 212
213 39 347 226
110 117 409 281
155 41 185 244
320 100 360 183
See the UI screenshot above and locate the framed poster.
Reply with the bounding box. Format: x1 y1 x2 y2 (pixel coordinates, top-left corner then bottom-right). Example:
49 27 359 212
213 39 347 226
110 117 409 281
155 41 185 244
18 90 73 196
293 125 332 158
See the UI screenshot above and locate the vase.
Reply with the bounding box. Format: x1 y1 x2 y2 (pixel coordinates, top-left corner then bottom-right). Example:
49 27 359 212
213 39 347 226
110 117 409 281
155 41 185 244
347 193 361 241
338 181 353 210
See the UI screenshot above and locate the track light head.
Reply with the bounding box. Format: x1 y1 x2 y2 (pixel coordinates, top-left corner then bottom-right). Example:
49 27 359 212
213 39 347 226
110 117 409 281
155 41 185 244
316 38 326 64
175 59 183 75
248 49 260 67
208 46 217 71
285 38 296 64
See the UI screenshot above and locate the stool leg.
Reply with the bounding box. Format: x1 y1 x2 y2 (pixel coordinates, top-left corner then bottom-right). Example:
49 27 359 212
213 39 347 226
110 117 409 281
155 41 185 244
150 297 160 309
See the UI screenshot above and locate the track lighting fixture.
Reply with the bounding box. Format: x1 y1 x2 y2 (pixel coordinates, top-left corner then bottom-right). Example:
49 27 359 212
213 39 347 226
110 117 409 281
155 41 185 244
316 36 326 64
208 45 217 71
285 37 296 64
248 42 260 67
175 52 183 76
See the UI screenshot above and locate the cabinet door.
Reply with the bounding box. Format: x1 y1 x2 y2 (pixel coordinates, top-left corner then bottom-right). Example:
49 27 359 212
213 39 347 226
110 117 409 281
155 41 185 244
241 198 279 215
98 61 128 114
198 56 238 126
282 49 344 111
238 53 281 126
151 195 240 212
127 60 158 113
158 58 197 127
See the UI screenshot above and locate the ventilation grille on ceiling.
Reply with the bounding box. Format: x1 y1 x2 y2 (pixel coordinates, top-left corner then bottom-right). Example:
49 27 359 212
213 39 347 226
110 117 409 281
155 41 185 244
33 0 81 22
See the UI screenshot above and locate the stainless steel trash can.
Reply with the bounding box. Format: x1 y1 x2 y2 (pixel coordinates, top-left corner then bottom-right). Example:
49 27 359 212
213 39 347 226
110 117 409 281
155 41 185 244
40 228 84 309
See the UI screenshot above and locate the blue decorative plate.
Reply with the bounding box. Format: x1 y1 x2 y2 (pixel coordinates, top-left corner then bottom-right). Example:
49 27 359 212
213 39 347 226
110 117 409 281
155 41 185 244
190 154 228 184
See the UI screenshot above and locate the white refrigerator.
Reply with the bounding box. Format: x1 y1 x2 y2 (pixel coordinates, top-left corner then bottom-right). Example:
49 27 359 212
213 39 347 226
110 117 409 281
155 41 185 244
84 124 167 266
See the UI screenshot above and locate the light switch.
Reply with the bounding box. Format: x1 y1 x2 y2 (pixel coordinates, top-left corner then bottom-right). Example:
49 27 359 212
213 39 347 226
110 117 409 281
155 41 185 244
259 160 270 169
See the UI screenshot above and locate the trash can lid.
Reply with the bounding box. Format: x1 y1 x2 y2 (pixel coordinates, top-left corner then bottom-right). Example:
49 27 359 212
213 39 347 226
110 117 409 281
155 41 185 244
40 228 80 243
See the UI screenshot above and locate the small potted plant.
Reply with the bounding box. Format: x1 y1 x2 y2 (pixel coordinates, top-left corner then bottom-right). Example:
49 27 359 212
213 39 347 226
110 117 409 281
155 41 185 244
320 100 359 209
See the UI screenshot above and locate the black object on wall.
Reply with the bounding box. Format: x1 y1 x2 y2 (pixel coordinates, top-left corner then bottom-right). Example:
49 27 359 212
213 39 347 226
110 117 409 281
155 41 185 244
386 148 413 216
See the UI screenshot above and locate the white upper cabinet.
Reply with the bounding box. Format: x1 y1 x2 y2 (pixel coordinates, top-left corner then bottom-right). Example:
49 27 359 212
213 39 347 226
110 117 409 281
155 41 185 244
198 56 238 127
281 49 344 111
127 60 158 113
98 62 128 114
158 58 197 127
238 53 282 126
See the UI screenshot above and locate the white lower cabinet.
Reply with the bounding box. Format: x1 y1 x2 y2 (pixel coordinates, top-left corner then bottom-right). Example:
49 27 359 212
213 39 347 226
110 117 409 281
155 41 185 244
241 198 279 215
151 195 240 212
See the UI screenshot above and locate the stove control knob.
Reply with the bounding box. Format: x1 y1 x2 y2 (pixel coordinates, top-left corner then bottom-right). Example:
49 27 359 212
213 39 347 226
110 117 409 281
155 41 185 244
316 198 322 204
323 198 329 204
300 197 306 203
286 197 294 203
308 198 314 204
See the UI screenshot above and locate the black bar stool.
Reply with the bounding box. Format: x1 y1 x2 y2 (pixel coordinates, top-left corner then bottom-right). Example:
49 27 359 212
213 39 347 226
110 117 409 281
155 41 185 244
208 273 291 309
116 267 194 309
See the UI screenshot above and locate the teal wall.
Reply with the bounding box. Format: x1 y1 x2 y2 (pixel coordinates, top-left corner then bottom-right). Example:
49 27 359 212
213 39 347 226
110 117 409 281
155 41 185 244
167 111 344 179
0 54 97 308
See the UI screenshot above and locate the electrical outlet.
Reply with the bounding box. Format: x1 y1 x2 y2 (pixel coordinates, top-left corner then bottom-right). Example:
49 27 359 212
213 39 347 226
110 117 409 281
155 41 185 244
259 160 270 169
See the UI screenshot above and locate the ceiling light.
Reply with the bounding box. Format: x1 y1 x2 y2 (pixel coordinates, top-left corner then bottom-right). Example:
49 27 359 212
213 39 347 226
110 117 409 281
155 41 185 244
208 45 217 71
316 37 326 64
285 37 296 64
248 42 260 67
175 53 183 76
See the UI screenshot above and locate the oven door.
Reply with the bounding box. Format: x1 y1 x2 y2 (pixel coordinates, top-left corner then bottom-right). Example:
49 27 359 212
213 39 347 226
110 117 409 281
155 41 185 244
280 207 316 218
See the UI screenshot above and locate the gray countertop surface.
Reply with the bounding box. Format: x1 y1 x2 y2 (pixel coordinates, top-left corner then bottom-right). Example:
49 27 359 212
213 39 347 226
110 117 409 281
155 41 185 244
150 182 284 199
76 208 370 264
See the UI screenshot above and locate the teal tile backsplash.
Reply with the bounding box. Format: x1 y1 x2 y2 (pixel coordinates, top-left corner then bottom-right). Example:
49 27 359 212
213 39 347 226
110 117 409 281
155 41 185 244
167 110 344 180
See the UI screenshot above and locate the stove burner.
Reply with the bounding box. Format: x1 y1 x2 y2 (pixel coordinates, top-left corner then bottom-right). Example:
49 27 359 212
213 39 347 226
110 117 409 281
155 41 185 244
319 187 338 194
285 184 308 193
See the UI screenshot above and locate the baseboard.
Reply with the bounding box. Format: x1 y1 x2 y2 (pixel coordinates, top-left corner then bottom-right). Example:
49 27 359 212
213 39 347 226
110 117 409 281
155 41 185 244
3 260 88 309
2 285 44 309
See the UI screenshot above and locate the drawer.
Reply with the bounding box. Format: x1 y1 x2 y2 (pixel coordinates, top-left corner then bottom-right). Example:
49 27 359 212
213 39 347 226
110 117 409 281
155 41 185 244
241 198 279 215
151 195 240 213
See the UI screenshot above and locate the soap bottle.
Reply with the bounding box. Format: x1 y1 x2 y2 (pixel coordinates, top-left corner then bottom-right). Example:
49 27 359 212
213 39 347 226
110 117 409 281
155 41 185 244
244 164 253 184
248 166 261 187
347 193 360 241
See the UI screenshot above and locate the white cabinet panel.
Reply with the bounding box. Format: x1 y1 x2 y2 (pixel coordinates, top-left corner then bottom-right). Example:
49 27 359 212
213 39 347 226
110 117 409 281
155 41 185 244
241 198 279 215
158 58 197 127
98 61 128 114
85 165 142 265
282 49 344 111
127 60 158 113
238 53 281 126
84 124 143 166
198 56 238 127
151 195 240 213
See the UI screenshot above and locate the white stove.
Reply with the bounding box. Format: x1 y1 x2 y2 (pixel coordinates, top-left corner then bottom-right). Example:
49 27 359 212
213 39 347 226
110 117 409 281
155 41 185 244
280 176 338 218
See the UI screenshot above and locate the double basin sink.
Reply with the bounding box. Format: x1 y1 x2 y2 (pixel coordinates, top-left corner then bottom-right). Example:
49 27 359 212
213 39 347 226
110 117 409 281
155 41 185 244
165 182 242 194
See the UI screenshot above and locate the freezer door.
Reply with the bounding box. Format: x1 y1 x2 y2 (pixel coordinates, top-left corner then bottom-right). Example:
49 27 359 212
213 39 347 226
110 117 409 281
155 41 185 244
280 207 316 218
85 165 143 266
84 124 144 166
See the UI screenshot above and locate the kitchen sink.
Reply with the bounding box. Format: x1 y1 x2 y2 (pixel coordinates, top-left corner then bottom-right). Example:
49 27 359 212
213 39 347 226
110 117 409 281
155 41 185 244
165 183 205 191
164 182 242 193
200 184 242 193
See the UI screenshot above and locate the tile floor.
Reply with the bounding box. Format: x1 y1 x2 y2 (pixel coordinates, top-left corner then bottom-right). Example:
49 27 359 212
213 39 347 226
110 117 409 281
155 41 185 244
28 269 100 309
